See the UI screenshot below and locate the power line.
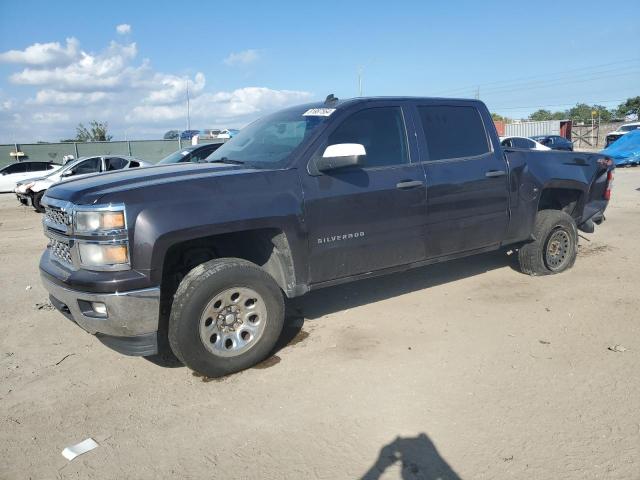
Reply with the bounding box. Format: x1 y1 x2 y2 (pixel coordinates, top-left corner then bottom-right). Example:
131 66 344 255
490 98 628 111
478 69 640 97
434 57 640 96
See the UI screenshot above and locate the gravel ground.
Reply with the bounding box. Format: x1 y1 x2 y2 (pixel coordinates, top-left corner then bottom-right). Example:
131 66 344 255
1 169 639 480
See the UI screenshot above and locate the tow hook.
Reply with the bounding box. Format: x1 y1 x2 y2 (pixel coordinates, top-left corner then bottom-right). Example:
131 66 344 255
578 220 595 234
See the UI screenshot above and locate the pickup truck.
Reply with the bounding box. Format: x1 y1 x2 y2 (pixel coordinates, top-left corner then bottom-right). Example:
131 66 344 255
39 96 615 377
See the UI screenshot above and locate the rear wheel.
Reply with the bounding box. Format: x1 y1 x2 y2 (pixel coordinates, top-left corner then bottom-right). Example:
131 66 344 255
32 191 45 213
168 258 284 377
518 210 578 276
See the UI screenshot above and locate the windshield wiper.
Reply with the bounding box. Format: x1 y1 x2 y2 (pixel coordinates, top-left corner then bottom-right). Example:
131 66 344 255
209 157 245 165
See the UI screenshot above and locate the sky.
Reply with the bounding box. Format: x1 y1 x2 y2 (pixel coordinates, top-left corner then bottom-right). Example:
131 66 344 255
0 0 638 143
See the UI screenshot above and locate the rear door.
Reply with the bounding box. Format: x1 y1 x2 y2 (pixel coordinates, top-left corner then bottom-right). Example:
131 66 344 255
301 102 427 284
411 102 509 258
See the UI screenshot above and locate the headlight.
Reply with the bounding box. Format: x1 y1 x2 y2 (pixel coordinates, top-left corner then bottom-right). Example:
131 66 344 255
78 242 129 268
18 182 34 193
76 209 126 233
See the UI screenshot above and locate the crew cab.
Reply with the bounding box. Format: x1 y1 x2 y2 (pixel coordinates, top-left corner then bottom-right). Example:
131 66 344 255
38 96 615 377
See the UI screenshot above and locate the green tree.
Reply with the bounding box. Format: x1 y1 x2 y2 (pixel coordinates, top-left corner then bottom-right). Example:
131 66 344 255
75 121 112 142
615 96 640 118
491 112 511 122
529 109 566 121
529 109 554 121
567 103 613 123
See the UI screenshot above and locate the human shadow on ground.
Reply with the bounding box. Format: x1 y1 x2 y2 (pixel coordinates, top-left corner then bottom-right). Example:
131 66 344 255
361 433 461 480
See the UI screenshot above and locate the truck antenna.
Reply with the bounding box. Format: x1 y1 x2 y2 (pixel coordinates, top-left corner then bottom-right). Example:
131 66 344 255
325 94 338 106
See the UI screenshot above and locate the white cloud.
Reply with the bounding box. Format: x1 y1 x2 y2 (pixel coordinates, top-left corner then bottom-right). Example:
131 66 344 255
29 89 109 105
224 49 260 66
0 38 79 67
0 37 312 142
116 24 132 35
127 86 312 124
32 112 70 123
9 41 139 91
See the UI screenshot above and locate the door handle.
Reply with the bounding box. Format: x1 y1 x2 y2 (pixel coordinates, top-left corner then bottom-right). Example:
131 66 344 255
485 170 506 178
396 180 424 190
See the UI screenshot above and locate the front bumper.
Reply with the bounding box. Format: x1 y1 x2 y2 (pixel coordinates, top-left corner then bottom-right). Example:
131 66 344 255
41 274 161 356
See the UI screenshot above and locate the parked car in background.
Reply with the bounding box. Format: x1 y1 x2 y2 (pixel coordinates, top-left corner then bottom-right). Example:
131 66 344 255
530 135 574 151
157 143 224 165
180 130 201 140
15 155 150 212
500 136 550 150
0 161 61 193
164 130 181 140
217 128 240 139
605 122 640 147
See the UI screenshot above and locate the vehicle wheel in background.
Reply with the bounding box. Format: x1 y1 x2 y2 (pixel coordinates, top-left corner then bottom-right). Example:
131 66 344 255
518 209 578 276
168 258 284 377
32 191 45 213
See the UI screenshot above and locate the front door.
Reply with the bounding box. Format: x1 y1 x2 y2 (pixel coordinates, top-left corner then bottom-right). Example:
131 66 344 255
301 103 428 284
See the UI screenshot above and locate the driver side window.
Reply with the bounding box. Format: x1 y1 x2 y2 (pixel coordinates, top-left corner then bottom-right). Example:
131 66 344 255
327 107 409 168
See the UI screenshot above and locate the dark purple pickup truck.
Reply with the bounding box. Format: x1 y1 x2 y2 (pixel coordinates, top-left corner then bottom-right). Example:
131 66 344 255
39 96 614 376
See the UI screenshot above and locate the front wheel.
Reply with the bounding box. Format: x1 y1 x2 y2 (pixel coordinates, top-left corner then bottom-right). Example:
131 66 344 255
32 191 45 213
518 210 578 276
168 258 285 377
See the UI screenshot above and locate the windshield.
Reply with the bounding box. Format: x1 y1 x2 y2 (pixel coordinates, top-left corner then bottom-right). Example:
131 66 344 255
619 125 640 132
158 147 196 164
205 106 330 167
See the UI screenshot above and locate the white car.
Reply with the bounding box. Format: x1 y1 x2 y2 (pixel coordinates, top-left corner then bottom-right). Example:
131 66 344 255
605 122 640 147
0 161 61 193
15 155 151 212
500 136 551 151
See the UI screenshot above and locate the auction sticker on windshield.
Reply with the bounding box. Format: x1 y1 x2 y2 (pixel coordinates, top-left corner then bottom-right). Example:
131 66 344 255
303 108 336 117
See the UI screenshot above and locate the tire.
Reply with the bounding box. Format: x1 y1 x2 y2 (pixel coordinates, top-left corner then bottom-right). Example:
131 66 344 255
518 209 578 276
32 191 45 213
168 258 284 377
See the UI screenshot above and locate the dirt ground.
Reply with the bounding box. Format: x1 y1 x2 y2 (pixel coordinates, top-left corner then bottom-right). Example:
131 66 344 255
1 169 639 480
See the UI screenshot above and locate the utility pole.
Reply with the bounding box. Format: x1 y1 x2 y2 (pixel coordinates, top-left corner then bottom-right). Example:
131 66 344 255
474 86 480 100
186 79 191 131
358 66 363 97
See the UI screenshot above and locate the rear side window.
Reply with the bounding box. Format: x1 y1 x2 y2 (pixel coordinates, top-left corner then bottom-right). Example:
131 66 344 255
328 107 409 168
192 144 221 162
29 162 50 172
417 106 490 161
105 157 128 171
512 138 530 148
3 163 28 174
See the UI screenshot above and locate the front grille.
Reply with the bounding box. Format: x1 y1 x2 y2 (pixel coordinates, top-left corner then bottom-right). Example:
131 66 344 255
50 238 73 265
44 207 71 229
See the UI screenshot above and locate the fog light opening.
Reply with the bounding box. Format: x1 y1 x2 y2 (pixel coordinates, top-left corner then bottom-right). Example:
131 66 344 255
91 302 108 316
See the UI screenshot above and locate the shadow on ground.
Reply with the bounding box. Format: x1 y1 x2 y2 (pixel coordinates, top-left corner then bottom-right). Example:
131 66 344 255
361 433 461 480
290 250 516 321
146 250 516 370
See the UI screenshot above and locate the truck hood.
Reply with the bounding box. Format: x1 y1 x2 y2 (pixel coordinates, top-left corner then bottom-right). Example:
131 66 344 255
44 163 266 204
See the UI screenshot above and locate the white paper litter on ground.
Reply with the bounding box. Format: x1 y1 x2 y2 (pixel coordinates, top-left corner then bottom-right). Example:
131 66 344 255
61 438 99 461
